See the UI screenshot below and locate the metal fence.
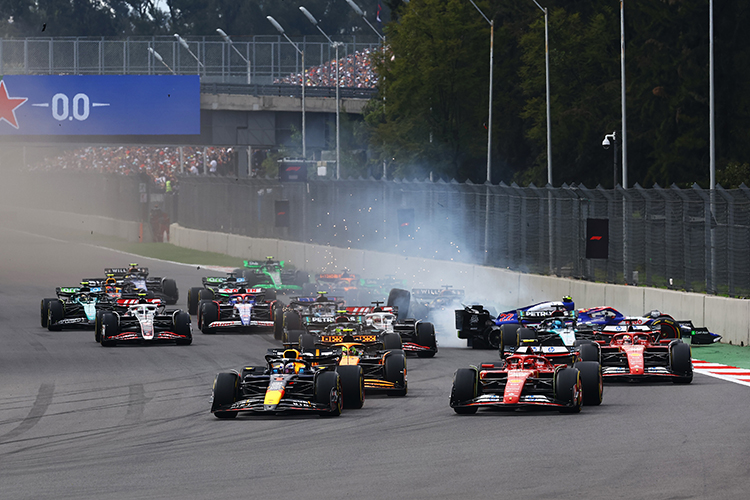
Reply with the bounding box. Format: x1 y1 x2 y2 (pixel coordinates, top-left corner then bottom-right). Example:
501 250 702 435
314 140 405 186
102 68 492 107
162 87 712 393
175 177 750 297
0 36 381 85
11 172 750 298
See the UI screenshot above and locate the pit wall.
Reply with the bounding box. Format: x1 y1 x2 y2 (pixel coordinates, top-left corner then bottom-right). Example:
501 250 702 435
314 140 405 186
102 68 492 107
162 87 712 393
10 207 746 346
169 223 749 347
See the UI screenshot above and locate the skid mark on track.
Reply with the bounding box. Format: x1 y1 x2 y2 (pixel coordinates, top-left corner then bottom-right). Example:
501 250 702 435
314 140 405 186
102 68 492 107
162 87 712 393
26 334 49 352
122 383 148 425
0 383 54 442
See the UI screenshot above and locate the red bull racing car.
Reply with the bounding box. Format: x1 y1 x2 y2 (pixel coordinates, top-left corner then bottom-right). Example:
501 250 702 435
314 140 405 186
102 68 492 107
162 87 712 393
210 349 347 418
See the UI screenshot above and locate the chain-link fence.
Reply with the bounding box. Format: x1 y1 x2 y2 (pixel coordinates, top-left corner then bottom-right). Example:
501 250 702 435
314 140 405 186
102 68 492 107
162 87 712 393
10 172 750 297
0 36 381 86
174 177 750 297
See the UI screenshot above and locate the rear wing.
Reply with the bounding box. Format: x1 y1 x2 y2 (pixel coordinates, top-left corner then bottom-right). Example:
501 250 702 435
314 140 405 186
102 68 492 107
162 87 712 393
56 286 103 297
412 288 465 299
105 267 148 277
202 276 246 286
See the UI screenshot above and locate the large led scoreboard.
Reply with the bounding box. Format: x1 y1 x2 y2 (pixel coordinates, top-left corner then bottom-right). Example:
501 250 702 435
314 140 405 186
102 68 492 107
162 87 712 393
0 75 199 136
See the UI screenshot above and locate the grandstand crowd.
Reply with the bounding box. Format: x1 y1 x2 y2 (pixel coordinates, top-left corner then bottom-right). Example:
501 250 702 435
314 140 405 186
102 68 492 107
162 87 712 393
274 48 378 88
28 146 236 190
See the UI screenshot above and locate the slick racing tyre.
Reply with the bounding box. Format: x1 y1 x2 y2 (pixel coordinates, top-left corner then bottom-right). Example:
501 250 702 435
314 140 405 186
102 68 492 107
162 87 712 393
517 328 538 349
299 333 316 351
315 371 343 417
451 368 479 414
40 298 54 328
335 365 365 409
99 312 119 347
198 289 215 301
499 324 521 351
573 361 603 406
576 342 601 364
384 351 407 397
554 367 582 413
47 300 64 331
669 341 693 384
387 288 411 321
162 279 179 305
416 322 437 358
653 317 681 341
212 372 239 419
173 311 193 345
199 301 219 334
187 287 203 315
273 305 284 341
382 332 403 351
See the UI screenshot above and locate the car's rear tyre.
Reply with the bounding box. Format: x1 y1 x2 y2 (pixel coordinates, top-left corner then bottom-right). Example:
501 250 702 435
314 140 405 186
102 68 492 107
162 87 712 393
384 351 407 396
499 324 521 350
299 333 316 351
574 361 603 406
315 371 343 417
653 317 681 340
187 287 203 315
273 305 284 341
212 372 239 419
451 368 479 414
40 298 54 328
517 327 538 349
416 322 437 357
285 330 306 346
264 288 277 302
94 309 105 342
47 300 64 331
200 301 219 334
382 332 403 350
100 312 119 347
173 311 192 345
198 289 214 301
283 311 302 342
387 288 411 321
162 278 178 304
578 342 601 363
555 367 582 413
670 341 693 384
335 365 365 409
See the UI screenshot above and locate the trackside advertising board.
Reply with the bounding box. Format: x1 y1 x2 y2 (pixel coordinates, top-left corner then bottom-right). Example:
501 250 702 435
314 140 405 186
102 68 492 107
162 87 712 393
0 75 199 135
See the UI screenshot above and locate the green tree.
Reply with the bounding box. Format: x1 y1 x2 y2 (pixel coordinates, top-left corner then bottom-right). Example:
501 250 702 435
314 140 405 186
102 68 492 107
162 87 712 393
519 7 619 187
365 0 493 181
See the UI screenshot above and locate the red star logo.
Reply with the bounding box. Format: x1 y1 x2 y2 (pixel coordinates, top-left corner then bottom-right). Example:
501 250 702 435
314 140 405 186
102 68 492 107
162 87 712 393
0 80 28 129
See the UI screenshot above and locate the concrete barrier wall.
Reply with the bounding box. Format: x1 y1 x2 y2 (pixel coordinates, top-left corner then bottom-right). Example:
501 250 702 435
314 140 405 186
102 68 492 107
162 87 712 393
169 223 747 345
14 208 743 345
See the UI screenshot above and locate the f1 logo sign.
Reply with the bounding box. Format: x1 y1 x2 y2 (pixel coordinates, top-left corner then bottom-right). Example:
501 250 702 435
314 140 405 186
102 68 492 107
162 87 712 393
586 219 609 259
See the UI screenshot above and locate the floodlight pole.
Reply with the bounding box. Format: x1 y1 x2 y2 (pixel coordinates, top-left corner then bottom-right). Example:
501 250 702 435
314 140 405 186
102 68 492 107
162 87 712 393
174 34 204 69
267 17 306 159
217 29 251 84
300 6 341 179
148 47 175 74
468 0 493 185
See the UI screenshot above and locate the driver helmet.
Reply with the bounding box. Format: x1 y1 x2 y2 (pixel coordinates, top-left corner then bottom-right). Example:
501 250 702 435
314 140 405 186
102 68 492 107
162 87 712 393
621 334 632 345
552 319 564 329
284 362 296 374
648 310 661 319
271 362 284 374
348 345 360 357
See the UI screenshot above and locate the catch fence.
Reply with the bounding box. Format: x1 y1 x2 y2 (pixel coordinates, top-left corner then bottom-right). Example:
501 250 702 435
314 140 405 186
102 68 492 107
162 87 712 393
12 172 750 297
0 36 381 86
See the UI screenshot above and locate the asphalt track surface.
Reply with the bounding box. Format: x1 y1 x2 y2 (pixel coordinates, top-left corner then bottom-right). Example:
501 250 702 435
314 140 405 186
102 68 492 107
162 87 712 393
2 228 749 500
